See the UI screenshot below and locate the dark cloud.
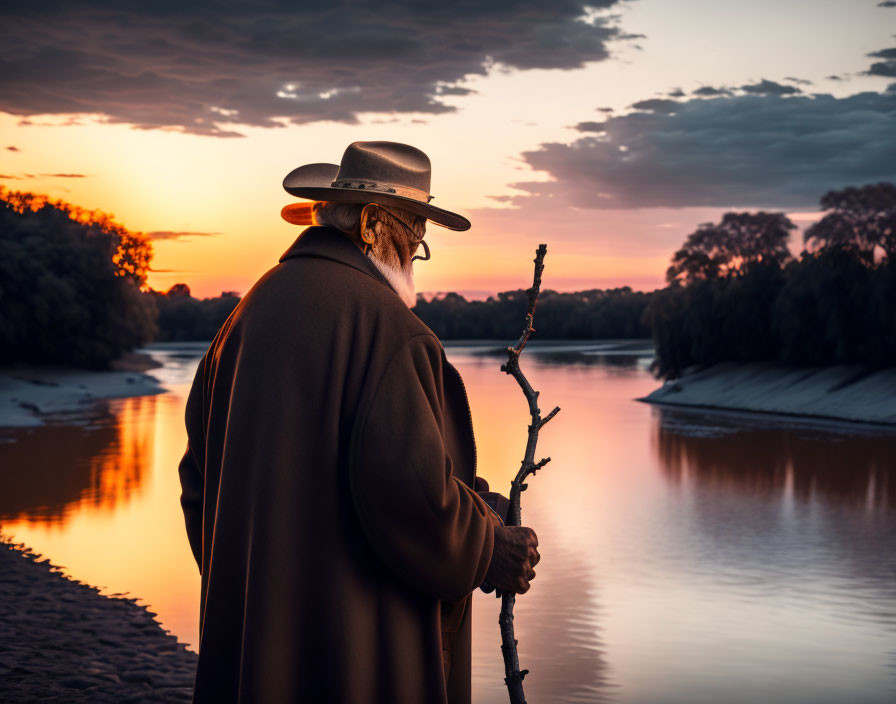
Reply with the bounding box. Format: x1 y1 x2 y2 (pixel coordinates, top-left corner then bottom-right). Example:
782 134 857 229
878 1 895 7
691 81 807 98
0 0 630 137
827 74 845 81
867 61 896 77
6 145 19 151
629 98 679 113
739 79 801 96
0 174 20 179
510 90 896 210
866 47 896 77
146 230 220 241
574 120 608 132
693 85 733 97
667 88 685 98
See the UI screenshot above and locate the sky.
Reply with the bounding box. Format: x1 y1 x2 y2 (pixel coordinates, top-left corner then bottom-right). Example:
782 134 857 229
1 0 895 298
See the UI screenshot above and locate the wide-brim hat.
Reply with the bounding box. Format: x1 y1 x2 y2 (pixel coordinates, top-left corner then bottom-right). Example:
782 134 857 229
282 141 471 231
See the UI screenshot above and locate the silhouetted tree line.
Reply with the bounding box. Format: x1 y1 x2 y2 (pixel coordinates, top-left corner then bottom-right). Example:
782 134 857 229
5 183 893 373
151 284 240 341
0 189 247 364
0 188 155 368
647 183 896 378
152 285 654 344
412 287 653 340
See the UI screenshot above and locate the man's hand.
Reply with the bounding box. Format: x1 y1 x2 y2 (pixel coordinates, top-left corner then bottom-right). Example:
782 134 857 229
486 524 539 594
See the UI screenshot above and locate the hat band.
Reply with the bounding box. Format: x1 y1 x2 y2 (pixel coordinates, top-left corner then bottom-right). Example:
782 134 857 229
330 178 434 203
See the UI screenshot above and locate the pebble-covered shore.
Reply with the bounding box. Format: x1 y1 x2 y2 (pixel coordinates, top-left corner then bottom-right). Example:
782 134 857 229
0 540 197 703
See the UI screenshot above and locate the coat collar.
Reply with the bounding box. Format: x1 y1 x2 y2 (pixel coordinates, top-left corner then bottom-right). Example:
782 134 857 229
279 226 395 293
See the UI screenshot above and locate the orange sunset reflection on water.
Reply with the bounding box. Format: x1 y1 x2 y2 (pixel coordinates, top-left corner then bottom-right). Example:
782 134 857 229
1 342 895 704
0 397 154 525
0 347 204 651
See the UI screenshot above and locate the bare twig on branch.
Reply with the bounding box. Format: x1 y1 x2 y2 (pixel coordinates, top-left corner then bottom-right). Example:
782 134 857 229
498 244 560 704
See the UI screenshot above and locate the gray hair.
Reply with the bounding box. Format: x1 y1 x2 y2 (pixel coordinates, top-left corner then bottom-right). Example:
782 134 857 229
312 201 425 239
312 201 363 233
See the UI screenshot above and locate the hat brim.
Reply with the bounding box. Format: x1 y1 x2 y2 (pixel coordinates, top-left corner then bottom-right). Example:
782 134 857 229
282 163 471 231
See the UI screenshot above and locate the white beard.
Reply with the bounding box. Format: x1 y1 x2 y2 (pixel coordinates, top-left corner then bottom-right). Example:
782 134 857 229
368 251 417 308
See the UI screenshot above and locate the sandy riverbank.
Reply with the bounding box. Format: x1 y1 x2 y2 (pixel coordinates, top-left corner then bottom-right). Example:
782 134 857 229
0 352 165 428
0 540 196 703
641 362 896 425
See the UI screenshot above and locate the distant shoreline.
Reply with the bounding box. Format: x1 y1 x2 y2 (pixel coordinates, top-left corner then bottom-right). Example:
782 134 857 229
0 340 657 430
641 362 896 426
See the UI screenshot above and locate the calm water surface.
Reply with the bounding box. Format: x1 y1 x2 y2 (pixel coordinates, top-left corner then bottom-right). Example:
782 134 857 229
1 341 894 704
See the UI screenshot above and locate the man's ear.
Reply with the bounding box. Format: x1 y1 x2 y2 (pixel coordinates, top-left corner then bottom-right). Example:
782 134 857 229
360 203 378 245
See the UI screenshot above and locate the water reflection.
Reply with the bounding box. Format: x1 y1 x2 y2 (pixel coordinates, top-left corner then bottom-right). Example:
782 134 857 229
0 345 894 702
513 548 612 703
472 546 612 704
0 396 154 525
654 407 896 511
0 351 202 649
466 340 654 370
652 405 896 685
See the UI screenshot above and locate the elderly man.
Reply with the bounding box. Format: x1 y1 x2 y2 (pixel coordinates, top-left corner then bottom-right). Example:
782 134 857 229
178 141 539 703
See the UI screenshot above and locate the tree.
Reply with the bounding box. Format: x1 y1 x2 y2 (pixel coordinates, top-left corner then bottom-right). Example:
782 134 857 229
666 212 796 285
0 188 156 368
411 289 654 341
151 288 241 341
774 249 896 366
1 188 153 287
803 182 896 263
647 187 896 378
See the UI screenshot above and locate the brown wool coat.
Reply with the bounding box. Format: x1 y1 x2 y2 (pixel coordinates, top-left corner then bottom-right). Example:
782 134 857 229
178 225 498 703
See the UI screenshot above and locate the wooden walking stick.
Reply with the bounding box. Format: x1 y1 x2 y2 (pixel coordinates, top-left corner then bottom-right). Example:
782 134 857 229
498 244 560 704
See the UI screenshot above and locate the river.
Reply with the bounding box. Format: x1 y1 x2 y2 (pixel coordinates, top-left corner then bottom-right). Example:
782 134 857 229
1 341 894 704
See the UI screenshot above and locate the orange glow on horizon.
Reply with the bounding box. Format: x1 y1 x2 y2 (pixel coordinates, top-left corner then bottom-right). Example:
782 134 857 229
0 112 686 300
0 110 684 301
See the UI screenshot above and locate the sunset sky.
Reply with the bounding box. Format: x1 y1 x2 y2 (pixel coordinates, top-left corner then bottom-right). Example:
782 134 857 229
1 0 895 298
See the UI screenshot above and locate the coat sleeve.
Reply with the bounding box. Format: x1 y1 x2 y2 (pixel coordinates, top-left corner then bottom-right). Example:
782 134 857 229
178 353 207 572
348 334 496 604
